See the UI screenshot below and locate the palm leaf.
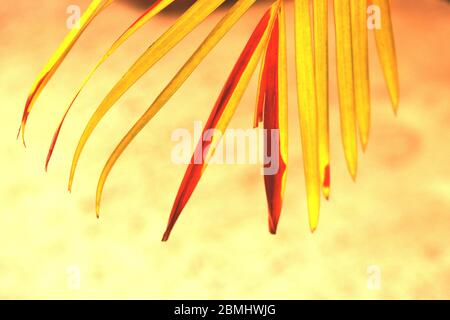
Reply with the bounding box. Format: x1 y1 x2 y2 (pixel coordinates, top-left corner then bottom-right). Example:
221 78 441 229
334 0 358 180
19 0 114 145
20 0 402 239
255 2 288 233
294 0 321 232
162 3 279 241
372 0 399 113
95 0 259 216
351 0 371 151
68 0 227 191
46 0 175 170
313 0 331 199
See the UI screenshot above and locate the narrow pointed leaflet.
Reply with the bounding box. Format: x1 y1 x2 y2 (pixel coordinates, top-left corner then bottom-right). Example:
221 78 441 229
351 0 371 151
95 0 259 216
334 0 358 180
372 0 399 113
162 3 279 241
46 0 175 170
19 0 114 145
313 0 331 199
255 3 288 234
294 0 321 232
68 0 227 191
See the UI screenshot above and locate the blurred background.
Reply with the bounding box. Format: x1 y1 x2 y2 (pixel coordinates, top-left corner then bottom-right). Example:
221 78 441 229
0 0 449 299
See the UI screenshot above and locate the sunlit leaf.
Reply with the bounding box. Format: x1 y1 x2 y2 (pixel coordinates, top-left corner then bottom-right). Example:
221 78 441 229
294 0 321 232
20 0 402 240
46 0 175 170
313 0 331 199
19 0 114 145
334 0 358 180
372 0 399 113
258 2 288 234
162 3 279 241
95 0 259 215
68 0 227 191
351 0 371 151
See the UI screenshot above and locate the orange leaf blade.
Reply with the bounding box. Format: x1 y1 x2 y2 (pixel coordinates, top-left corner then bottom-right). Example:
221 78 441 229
162 4 278 241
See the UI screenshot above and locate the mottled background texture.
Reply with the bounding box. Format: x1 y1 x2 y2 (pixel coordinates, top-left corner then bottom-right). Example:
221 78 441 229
0 0 449 299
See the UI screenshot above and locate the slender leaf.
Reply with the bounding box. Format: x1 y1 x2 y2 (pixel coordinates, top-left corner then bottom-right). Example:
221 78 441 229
162 3 279 241
351 0 371 151
46 0 175 170
68 0 227 191
19 0 114 145
372 0 399 113
294 0 321 231
334 0 358 180
259 2 288 234
95 0 259 215
313 0 331 199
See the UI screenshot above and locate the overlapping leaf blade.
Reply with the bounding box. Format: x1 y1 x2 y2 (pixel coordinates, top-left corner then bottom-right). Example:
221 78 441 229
95 0 259 215
255 2 288 234
46 0 175 170
351 0 371 151
68 0 227 191
19 0 114 145
162 3 279 241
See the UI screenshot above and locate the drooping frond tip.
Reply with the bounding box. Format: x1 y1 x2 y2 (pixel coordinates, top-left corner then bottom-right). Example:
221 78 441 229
46 0 176 171
67 0 227 192
96 0 259 217
295 0 321 232
162 2 279 241
19 0 114 146
20 0 400 240
255 1 288 234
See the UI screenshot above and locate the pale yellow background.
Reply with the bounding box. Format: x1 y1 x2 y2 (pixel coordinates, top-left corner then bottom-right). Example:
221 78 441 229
0 0 449 299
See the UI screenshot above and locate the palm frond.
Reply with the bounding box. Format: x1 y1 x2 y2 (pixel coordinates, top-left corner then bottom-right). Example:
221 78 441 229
351 0 371 151
20 0 401 240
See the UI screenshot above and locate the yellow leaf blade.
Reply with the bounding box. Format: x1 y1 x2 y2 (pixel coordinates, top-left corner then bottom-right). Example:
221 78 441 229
19 0 113 144
68 0 227 191
372 0 399 113
294 0 321 232
95 0 259 215
334 0 358 180
262 2 288 234
45 0 175 170
351 0 371 151
313 0 330 199
162 3 279 241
